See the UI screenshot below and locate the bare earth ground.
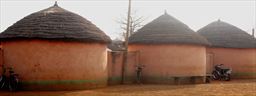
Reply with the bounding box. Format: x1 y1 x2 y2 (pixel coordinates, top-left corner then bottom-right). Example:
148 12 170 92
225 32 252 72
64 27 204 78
0 79 255 96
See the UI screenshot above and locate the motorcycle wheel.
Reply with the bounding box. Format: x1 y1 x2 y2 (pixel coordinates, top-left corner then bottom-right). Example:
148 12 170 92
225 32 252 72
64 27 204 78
212 71 220 80
0 80 5 89
224 74 231 81
0 76 7 90
9 79 18 91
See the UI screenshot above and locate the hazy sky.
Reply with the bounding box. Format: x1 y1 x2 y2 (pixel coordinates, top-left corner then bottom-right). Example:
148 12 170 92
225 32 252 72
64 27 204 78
0 0 255 39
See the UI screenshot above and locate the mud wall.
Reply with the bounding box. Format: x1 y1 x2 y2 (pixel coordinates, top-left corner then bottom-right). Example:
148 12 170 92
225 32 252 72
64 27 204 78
128 44 206 84
107 51 139 85
207 48 256 78
0 44 3 75
2 40 108 90
107 51 123 85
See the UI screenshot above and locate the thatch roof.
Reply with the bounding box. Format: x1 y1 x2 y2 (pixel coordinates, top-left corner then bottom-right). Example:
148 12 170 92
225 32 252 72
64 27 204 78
0 3 111 43
128 13 210 46
197 20 256 48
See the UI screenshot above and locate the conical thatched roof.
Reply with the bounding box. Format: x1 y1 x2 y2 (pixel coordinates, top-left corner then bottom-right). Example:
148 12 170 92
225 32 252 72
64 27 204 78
197 20 256 48
129 13 209 46
0 3 111 43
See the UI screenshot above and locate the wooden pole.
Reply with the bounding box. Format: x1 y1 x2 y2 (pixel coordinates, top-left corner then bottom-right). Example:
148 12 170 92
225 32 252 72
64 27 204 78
121 0 132 84
252 28 255 38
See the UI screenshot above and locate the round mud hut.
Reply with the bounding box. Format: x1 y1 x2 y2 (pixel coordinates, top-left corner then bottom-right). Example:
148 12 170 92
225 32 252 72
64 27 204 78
0 2 111 90
198 20 256 78
128 13 210 84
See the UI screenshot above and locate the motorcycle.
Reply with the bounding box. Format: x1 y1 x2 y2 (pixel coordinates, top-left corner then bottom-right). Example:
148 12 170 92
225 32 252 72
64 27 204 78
0 74 7 89
0 66 7 90
212 64 232 81
0 67 19 91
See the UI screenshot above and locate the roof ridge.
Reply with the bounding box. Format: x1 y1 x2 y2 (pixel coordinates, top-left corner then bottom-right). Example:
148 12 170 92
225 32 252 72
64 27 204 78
54 1 58 7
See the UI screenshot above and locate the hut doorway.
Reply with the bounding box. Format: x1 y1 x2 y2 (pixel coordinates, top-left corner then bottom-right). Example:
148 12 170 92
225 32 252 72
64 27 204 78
206 53 214 74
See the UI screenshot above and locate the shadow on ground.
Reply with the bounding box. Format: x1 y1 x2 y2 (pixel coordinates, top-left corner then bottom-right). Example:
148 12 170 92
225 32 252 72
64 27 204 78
0 79 255 96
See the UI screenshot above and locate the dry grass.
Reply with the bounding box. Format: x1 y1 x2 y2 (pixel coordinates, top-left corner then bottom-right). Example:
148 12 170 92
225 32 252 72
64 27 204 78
0 79 255 96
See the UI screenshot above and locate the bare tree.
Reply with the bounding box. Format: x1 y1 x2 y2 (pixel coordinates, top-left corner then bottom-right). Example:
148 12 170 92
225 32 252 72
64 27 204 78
116 11 146 40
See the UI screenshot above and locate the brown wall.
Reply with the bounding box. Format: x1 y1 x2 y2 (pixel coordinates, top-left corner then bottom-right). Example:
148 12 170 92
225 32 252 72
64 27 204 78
129 44 206 84
206 53 214 74
0 45 3 75
107 51 123 85
107 51 139 84
207 48 256 78
125 51 139 83
2 40 108 90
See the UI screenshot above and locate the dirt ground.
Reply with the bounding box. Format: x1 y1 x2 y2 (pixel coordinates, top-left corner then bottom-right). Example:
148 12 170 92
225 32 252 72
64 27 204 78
0 79 255 96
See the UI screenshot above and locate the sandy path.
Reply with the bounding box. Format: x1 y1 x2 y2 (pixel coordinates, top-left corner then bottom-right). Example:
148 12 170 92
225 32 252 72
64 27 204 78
0 79 255 96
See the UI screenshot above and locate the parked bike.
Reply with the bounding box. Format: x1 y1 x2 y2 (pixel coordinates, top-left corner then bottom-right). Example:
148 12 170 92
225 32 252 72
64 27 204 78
0 74 7 89
135 64 145 84
212 64 232 81
0 66 7 90
0 67 19 91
